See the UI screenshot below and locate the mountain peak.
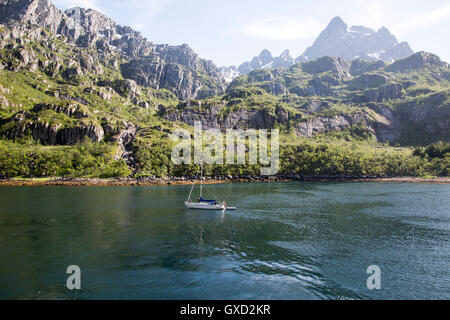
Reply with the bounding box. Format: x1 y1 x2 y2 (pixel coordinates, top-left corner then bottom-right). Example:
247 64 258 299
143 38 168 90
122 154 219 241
319 16 348 39
259 49 272 56
377 26 391 34
238 48 296 74
327 16 347 30
258 49 273 66
296 17 413 63
272 50 294 68
280 49 291 58
0 0 225 100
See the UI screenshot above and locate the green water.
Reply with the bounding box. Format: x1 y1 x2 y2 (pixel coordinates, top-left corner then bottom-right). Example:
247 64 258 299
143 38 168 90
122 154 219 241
0 182 449 300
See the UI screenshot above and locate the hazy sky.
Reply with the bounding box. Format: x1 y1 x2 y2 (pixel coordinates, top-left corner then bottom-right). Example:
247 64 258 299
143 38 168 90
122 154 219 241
53 0 450 67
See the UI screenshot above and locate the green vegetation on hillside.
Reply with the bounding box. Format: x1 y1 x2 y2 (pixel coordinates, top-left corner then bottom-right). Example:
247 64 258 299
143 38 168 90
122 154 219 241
0 138 131 178
0 24 448 179
1 135 447 179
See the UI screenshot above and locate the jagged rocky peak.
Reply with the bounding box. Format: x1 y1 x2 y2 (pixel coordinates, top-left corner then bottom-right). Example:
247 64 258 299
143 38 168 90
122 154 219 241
273 50 295 68
63 6 154 56
120 43 225 100
376 26 397 45
0 0 58 25
156 43 201 69
296 16 414 63
0 0 147 53
258 49 273 66
239 49 296 75
0 0 225 100
64 6 154 55
238 49 273 75
0 0 82 37
65 7 117 35
326 16 348 33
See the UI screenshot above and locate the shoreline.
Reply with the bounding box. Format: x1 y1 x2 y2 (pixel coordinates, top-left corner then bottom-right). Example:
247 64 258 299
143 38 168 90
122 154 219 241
0 176 449 186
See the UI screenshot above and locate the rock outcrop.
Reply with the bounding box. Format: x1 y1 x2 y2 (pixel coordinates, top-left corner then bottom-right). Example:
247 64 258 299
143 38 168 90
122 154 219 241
349 59 386 76
162 100 279 130
113 124 139 168
0 103 104 145
295 113 369 138
385 52 449 73
1 111 104 145
120 44 224 100
31 103 89 119
301 56 351 81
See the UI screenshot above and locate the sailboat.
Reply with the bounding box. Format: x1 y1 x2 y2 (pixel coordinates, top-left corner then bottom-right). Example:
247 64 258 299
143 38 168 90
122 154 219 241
185 162 236 211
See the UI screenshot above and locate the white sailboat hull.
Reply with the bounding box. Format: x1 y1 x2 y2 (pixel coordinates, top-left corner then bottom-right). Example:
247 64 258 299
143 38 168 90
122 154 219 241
185 201 225 210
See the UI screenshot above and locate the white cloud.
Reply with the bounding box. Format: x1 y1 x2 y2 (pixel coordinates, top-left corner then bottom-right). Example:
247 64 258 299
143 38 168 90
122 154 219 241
240 17 322 40
392 4 450 35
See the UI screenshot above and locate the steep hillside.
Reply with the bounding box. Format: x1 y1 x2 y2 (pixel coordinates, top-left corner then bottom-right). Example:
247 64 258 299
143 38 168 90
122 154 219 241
0 0 225 100
0 0 448 179
164 52 450 145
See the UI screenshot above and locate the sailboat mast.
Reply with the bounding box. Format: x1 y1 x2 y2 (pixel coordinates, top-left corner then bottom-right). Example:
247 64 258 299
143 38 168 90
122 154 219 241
200 160 203 198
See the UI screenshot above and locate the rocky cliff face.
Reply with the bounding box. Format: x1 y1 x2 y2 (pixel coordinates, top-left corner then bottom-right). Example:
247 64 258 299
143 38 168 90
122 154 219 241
163 52 450 144
162 101 278 130
395 91 450 144
161 100 405 143
1 107 105 145
0 0 80 37
296 17 414 63
161 94 448 144
120 44 224 100
0 0 225 100
295 113 368 138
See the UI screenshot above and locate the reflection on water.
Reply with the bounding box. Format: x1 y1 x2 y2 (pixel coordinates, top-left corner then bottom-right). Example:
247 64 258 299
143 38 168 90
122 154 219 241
0 182 449 300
